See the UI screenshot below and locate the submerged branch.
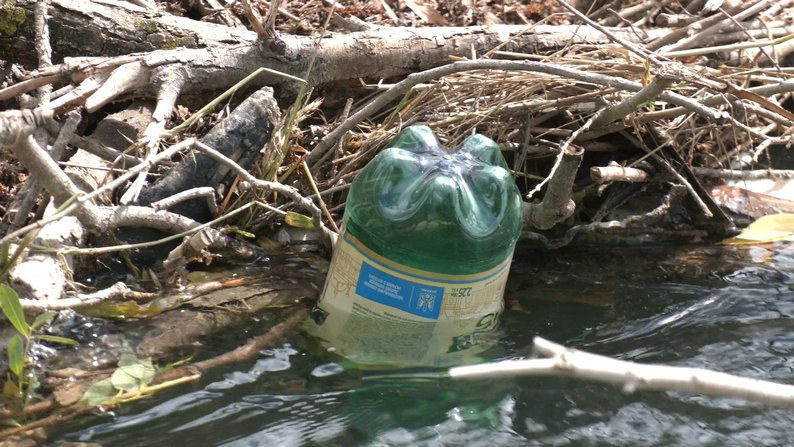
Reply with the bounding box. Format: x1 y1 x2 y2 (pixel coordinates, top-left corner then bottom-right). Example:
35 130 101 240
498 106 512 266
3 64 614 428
152 305 310 384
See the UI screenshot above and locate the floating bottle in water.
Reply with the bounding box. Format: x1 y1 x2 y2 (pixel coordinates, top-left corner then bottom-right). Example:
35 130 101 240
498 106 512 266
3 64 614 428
310 125 522 366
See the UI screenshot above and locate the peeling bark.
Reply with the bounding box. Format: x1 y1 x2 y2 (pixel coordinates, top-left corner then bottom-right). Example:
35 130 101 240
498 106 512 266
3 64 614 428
136 86 281 222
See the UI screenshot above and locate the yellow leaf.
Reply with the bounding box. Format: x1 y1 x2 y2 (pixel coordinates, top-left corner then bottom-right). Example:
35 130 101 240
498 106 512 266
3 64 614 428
724 213 794 245
284 211 315 229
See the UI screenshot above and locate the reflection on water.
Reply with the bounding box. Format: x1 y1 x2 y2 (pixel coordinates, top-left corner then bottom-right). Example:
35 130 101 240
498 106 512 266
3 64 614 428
54 244 794 446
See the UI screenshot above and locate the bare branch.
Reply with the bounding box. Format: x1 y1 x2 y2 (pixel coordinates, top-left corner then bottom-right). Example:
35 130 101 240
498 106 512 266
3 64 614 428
152 187 218 216
18 282 156 310
450 337 794 410
33 0 53 104
692 167 794 180
591 165 651 183
523 145 583 230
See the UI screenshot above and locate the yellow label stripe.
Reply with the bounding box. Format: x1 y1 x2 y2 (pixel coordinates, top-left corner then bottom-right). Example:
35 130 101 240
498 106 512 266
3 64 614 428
342 232 510 285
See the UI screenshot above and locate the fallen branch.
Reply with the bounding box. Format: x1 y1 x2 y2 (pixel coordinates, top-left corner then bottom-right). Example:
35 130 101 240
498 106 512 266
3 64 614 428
591 165 651 183
692 167 794 180
17 282 156 311
450 336 794 410
4 1 671 102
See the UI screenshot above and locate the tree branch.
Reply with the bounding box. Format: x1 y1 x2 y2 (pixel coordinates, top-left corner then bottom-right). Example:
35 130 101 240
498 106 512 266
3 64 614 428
449 336 794 410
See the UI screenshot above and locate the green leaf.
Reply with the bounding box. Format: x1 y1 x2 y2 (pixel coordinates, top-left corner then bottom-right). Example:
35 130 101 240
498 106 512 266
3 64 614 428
7 335 24 378
78 301 167 319
724 213 794 245
32 334 79 346
30 311 57 331
227 227 255 238
284 211 315 229
80 378 118 406
110 353 155 391
0 284 29 337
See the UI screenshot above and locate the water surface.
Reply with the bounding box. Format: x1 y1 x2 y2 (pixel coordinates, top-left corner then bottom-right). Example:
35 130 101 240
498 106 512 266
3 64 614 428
54 243 794 446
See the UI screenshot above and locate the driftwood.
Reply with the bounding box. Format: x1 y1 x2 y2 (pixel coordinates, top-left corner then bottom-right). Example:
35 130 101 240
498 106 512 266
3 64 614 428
449 337 794 410
7 0 669 75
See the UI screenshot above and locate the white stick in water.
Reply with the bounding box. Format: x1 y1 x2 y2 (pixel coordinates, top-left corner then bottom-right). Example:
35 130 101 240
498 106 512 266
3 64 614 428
449 336 794 409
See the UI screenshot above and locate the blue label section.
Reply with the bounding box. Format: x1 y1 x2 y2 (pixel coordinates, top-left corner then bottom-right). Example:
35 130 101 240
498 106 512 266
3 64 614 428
355 262 443 320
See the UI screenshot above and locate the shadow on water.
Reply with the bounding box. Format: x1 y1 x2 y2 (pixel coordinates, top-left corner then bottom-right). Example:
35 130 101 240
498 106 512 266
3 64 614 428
52 243 794 446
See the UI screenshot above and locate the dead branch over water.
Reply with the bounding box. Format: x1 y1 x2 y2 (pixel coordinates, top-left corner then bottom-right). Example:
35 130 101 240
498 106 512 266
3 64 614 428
450 337 794 410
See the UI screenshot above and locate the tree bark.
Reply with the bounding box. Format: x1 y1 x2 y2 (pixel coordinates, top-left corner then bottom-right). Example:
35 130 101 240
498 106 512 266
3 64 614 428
137 86 281 222
5 0 670 94
6 0 256 64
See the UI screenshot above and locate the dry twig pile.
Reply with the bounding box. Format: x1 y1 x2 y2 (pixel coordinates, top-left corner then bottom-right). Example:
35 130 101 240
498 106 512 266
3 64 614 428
0 0 792 298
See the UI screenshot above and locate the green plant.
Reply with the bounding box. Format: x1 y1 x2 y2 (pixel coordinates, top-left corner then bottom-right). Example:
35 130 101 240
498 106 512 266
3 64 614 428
1 284 77 408
80 341 157 406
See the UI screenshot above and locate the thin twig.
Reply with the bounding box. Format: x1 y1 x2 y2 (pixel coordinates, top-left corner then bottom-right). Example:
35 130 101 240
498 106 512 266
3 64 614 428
591 165 651 183
301 161 340 233
56 202 255 256
692 167 794 180
626 129 714 218
192 141 335 243
526 114 594 201
557 0 662 64
241 0 267 37
306 59 727 167
590 77 675 129
151 187 218 216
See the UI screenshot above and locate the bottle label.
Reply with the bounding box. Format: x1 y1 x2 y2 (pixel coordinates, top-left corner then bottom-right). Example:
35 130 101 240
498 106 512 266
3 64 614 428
311 228 512 365
355 261 444 320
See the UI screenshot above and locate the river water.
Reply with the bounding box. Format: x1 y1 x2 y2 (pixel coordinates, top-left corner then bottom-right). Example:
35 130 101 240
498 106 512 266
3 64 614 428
52 242 794 446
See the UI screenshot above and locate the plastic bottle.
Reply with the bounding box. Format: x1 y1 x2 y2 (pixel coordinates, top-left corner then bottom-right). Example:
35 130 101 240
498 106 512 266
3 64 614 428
309 125 522 366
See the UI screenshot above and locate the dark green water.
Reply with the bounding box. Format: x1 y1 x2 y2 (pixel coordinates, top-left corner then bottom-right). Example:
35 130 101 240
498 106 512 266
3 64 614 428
53 243 794 446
